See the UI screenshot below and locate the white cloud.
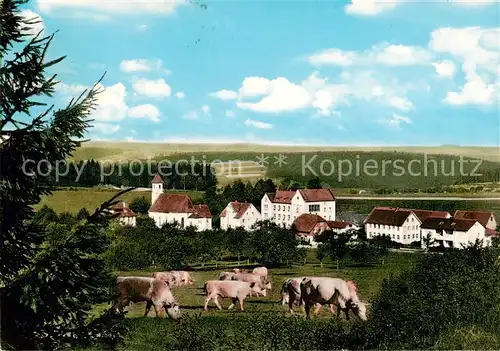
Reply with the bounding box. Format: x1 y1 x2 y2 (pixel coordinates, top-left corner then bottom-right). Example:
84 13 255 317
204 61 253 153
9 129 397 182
92 122 120 134
373 43 432 66
387 96 414 111
308 49 356 66
20 10 44 36
137 24 148 31
383 113 412 129
432 60 456 77
120 59 163 73
237 77 312 113
225 110 235 118
201 105 210 115
128 104 161 123
345 0 399 16
183 105 211 120
38 0 186 15
132 78 172 98
175 92 185 99
430 27 500 106
210 89 238 100
244 119 273 129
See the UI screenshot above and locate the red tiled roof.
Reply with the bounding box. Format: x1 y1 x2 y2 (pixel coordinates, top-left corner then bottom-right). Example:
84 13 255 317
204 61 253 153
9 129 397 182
152 174 164 184
326 220 352 229
292 213 326 234
190 204 212 218
421 217 479 232
298 188 335 202
149 194 193 213
112 201 136 217
453 210 494 228
411 209 450 222
220 201 252 218
364 207 412 226
486 229 500 237
272 190 295 204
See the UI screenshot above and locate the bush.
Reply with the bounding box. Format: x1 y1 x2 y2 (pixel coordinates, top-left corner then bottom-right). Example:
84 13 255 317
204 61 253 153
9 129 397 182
369 243 500 349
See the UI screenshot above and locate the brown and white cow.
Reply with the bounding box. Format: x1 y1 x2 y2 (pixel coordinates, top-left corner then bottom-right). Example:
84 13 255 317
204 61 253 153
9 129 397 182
203 280 265 312
300 277 368 321
114 276 180 319
281 277 336 315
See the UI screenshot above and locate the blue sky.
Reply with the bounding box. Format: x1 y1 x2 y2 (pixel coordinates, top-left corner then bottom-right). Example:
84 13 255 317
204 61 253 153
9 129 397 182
22 0 500 146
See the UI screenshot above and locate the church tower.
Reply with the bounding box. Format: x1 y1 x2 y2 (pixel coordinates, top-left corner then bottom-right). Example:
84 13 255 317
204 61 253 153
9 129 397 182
151 174 164 205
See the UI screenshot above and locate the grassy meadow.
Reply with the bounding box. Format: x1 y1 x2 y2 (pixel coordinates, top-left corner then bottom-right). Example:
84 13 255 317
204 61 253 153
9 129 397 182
73 142 500 163
101 251 421 350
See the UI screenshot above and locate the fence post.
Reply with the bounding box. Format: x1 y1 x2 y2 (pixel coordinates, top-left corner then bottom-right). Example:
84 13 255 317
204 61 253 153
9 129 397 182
247 259 250 265
215 262 218 268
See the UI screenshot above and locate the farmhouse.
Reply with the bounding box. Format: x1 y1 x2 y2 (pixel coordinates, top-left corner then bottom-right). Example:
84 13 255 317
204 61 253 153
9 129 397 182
148 175 212 231
364 207 451 245
453 210 497 230
292 213 357 248
420 217 493 248
111 201 137 227
220 201 261 230
261 188 336 228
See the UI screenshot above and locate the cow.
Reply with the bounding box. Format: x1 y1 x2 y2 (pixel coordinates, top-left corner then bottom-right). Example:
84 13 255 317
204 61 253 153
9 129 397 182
230 272 272 297
152 271 178 287
219 271 238 281
281 277 335 315
252 266 268 279
300 277 368 321
232 268 249 273
171 271 195 286
114 276 180 319
203 280 265 312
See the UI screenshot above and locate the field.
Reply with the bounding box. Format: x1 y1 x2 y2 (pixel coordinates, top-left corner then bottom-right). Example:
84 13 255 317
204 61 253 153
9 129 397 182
73 142 500 163
103 251 421 350
35 188 204 214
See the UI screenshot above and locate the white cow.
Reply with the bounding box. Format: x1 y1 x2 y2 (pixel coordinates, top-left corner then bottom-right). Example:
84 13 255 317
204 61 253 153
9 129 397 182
300 277 368 321
114 276 180 319
203 280 265 312
281 277 336 315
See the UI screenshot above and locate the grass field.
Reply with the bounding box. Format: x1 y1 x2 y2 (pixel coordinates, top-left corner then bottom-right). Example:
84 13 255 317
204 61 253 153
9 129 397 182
73 142 500 163
35 189 204 214
100 251 420 350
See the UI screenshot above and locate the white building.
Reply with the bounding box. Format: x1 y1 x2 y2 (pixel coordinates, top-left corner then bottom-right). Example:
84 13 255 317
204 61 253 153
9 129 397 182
420 217 493 248
292 214 358 248
453 210 497 230
220 201 261 230
148 175 212 231
111 201 137 227
364 207 451 245
261 188 336 228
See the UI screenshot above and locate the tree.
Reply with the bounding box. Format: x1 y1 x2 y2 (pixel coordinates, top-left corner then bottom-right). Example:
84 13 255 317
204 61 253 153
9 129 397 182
306 176 322 189
315 230 352 269
0 2 126 348
129 196 151 214
76 207 91 220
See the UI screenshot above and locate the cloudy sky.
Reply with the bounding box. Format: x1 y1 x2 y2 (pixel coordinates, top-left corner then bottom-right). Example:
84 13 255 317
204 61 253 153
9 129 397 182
22 0 499 146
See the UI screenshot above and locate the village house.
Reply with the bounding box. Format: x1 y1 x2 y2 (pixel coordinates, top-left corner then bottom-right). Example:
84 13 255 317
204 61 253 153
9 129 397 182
219 201 261 231
453 210 497 230
364 207 451 245
148 175 212 231
261 188 336 228
111 201 137 227
420 217 494 248
292 213 358 248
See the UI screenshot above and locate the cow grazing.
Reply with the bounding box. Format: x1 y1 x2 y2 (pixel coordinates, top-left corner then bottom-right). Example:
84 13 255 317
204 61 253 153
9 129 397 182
300 277 368 321
114 276 180 319
281 277 335 315
152 271 178 287
230 272 271 297
203 280 265 312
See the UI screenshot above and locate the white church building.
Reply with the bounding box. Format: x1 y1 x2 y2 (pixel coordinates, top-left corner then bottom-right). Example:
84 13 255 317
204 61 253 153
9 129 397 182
148 174 212 231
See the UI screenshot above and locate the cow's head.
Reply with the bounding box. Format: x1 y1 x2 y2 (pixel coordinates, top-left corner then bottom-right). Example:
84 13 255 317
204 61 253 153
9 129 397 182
165 303 181 320
249 282 266 296
301 279 313 295
350 301 368 321
260 276 272 290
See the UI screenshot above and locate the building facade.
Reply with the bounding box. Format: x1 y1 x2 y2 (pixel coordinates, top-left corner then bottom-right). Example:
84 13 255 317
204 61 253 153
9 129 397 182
292 214 357 248
420 217 492 248
220 201 261 230
364 207 451 245
261 188 336 228
148 175 212 231
453 210 497 230
111 201 137 227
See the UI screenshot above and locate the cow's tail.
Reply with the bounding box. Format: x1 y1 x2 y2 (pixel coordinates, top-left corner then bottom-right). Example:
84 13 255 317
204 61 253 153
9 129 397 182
203 282 208 294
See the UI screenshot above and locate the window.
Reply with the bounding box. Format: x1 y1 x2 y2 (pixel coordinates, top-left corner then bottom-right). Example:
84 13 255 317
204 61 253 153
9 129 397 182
403 235 406 240
397 235 400 240
288 215 290 220
264 205 268 210
273 205 276 211
308 204 320 212
411 217 414 222
278 205 281 211
278 214 281 219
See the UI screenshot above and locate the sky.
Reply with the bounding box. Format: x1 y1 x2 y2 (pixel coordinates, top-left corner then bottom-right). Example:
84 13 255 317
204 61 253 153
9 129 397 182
20 0 500 146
